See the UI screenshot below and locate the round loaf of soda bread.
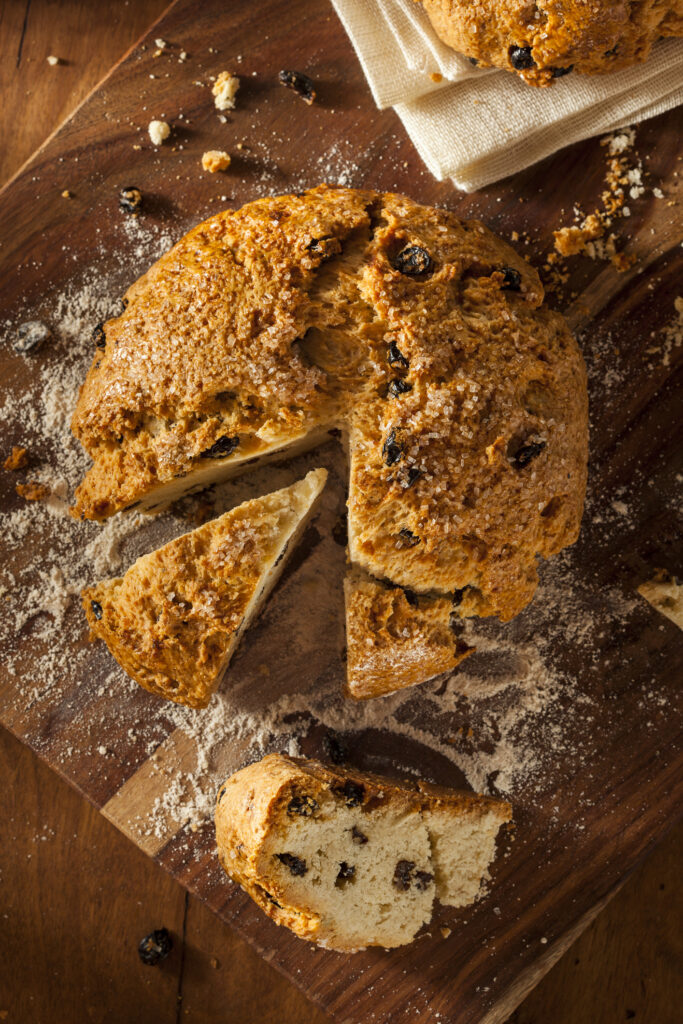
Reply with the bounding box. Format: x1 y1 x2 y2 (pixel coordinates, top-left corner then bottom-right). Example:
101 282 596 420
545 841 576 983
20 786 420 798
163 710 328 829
420 0 683 86
72 185 588 622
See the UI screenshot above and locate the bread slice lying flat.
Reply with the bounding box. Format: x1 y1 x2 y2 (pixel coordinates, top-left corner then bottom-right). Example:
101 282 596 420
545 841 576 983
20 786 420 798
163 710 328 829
344 568 474 700
215 753 511 951
82 469 327 708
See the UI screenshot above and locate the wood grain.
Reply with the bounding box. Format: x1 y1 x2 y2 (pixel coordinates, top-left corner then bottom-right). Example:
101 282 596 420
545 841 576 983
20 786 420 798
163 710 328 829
0 2 681 1023
0 722 330 1024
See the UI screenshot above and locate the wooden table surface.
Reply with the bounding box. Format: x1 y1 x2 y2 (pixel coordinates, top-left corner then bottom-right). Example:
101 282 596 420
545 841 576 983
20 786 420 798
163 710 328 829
0 3 680 1022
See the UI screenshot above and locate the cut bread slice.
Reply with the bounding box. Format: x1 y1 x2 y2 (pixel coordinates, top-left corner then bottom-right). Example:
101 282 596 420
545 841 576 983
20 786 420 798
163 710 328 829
82 469 327 708
344 568 474 700
215 753 511 952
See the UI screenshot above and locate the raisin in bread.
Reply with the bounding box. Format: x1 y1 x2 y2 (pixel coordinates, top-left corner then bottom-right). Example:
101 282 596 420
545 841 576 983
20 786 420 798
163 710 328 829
82 469 326 707
72 185 588 623
420 0 683 86
215 753 511 951
344 568 473 700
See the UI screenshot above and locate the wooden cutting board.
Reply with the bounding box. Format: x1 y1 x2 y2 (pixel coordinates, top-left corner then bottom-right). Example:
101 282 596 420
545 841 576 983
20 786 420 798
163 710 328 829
0 2 681 1023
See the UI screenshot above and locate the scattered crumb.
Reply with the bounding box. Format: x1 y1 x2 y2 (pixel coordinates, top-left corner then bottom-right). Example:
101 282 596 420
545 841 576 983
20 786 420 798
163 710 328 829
638 570 683 630
440 926 451 939
61 190 72 199
210 956 220 969
148 120 171 146
154 38 167 49
46 55 60 66
4 447 28 471
212 71 240 111
430 72 443 83
202 150 231 173
16 481 50 502
545 127 649 287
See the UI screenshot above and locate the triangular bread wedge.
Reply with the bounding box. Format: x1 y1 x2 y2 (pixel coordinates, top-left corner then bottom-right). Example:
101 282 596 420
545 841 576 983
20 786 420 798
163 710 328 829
215 753 511 951
82 469 327 708
344 569 474 701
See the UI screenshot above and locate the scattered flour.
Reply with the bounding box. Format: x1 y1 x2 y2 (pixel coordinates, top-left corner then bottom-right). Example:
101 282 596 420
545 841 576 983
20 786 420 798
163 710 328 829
0 198 665 853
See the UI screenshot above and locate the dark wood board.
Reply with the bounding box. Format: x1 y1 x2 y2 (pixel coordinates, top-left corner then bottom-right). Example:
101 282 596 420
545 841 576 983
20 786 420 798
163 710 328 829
0 3 681 1024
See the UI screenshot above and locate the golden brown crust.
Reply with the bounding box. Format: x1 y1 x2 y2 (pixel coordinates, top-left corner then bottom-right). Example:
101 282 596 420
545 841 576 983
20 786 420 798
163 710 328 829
82 470 327 707
344 570 473 700
215 753 511 949
72 185 588 622
420 0 683 86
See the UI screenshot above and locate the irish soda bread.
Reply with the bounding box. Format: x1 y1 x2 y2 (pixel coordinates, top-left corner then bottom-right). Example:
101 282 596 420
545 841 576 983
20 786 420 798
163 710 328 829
72 186 587 626
82 469 327 707
344 568 473 700
215 753 511 951
420 1 683 86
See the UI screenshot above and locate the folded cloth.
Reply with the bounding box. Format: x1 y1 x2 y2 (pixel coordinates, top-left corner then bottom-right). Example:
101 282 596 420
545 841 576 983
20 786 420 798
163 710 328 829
330 0 683 192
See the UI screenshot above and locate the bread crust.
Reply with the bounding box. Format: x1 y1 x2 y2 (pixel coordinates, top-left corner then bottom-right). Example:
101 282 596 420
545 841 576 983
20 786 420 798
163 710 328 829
344 569 473 700
215 753 511 950
82 470 326 707
73 186 588 622
420 0 683 86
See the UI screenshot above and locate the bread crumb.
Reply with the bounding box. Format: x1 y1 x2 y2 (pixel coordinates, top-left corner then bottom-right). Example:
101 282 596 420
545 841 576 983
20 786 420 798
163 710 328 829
212 71 240 111
440 926 451 939
148 120 171 146
210 956 220 969
430 72 443 83
46 55 60 66
202 150 231 173
61 190 72 199
638 570 683 630
154 38 167 49
4 446 28 471
16 481 50 502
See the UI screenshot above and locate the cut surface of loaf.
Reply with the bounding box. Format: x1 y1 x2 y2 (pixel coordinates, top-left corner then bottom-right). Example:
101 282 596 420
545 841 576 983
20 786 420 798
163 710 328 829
82 469 327 707
215 753 511 951
344 568 474 700
72 185 588 624
420 0 683 86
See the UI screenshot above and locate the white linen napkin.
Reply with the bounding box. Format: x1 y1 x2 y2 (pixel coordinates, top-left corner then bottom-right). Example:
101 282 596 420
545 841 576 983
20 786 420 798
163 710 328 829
330 0 683 192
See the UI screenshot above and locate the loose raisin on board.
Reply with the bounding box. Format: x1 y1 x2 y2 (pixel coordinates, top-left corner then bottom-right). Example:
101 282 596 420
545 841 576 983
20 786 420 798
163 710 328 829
278 69 316 104
392 245 432 277
287 795 318 817
383 431 403 467
276 852 308 876
501 267 522 292
512 440 546 469
200 435 240 459
335 862 356 886
92 323 106 348
388 378 412 398
14 320 50 354
119 186 143 214
414 870 434 891
90 600 103 620
551 65 574 78
332 779 365 807
393 860 415 892
398 528 420 547
138 928 172 966
509 45 535 70
351 826 368 845
387 341 409 368
322 732 347 765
